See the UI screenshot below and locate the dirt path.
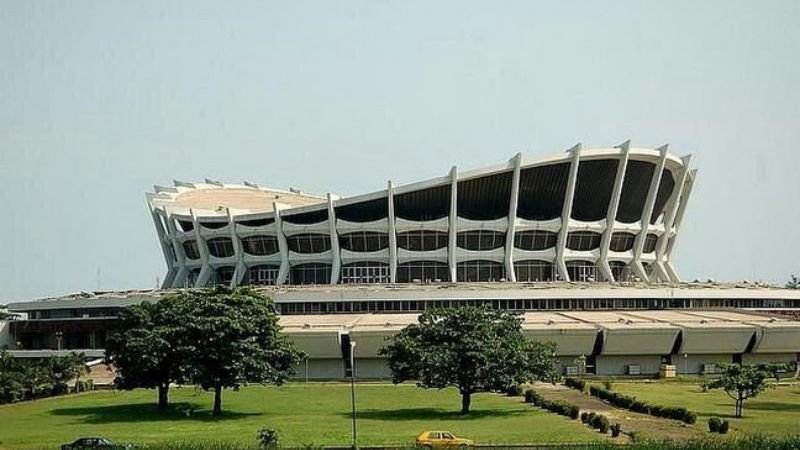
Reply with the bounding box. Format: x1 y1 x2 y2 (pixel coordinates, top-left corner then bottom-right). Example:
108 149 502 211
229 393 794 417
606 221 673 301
529 383 705 442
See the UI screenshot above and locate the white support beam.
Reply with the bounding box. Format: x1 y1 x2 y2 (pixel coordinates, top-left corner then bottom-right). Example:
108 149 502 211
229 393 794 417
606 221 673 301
273 203 291 285
665 169 697 281
505 153 522 282
192 209 212 287
164 210 188 288
327 193 341 284
653 155 691 283
631 145 669 283
387 181 398 283
448 166 458 283
598 141 631 282
556 144 582 282
147 201 177 288
227 208 247 287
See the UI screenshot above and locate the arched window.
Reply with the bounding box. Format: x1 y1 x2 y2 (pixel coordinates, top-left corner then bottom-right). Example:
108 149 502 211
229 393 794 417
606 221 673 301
183 240 200 260
610 261 633 282
339 232 389 252
397 231 449 251
211 266 235 285
566 260 597 282
514 231 557 251
290 263 332 285
241 235 280 256
396 261 450 283
341 262 390 284
456 260 505 282
246 265 280 285
287 234 331 254
643 233 659 253
207 237 235 258
514 260 555 282
456 231 506 251
566 232 601 251
609 232 636 252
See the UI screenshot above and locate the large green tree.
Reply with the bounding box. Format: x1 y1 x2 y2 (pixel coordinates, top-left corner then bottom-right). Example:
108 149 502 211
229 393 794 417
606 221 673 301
703 363 782 417
380 306 558 414
178 287 305 416
105 300 188 409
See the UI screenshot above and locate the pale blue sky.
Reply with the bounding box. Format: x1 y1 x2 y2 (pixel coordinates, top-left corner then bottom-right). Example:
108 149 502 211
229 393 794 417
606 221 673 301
2 1 799 302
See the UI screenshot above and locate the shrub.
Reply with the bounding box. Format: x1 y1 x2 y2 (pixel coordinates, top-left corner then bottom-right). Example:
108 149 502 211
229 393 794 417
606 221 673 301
587 385 696 424
603 379 614 391
505 384 523 397
523 389 541 405
257 427 279 449
610 423 621 438
526 389 580 420
580 412 590 423
719 420 730 434
589 414 610 433
564 377 586 392
683 410 697 424
708 417 722 433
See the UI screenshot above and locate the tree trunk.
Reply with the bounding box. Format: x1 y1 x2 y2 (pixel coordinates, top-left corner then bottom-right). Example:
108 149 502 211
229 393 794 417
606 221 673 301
157 383 169 410
460 390 472 415
212 385 222 416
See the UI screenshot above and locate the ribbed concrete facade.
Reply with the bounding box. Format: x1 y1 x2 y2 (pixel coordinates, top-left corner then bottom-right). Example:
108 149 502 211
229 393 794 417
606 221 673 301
146 143 695 289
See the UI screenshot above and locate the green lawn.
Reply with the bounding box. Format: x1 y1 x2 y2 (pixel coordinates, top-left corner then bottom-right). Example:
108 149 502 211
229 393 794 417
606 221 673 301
611 381 800 436
0 383 603 449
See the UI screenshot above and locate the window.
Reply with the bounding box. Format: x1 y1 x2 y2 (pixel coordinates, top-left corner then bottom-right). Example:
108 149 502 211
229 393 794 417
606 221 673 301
610 261 633 282
183 240 200 260
514 231 557 250
514 260 554 282
609 232 635 252
643 233 659 253
339 232 389 252
207 237 235 258
456 230 506 251
341 262 390 284
241 235 279 256
566 231 601 251
246 265 280 285
456 260 505 282
186 268 201 287
290 263 331 284
237 217 274 227
211 266 235 285
396 261 450 282
397 231 448 251
200 221 227 229
287 234 331 253
566 260 597 282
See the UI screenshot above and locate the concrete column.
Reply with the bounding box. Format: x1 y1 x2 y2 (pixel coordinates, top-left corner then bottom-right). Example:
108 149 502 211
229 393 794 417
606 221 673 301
148 202 177 288
653 155 691 283
226 208 246 287
448 166 458 283
665 169 697 281
274 203 291 285
556 144 582 281
328 193 341 284
192 209 212 287
598 141 631 282
631 145 669 283
164 210 188 288
505 153 522 282
387 181 398 283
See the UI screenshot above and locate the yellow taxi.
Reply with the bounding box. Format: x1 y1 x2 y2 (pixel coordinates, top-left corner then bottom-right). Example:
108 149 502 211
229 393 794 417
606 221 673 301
415 431 474 448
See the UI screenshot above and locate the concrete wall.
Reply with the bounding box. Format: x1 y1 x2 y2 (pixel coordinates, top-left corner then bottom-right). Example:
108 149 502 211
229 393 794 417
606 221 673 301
596 355 663 376
742 353 797 366
675 354 731 375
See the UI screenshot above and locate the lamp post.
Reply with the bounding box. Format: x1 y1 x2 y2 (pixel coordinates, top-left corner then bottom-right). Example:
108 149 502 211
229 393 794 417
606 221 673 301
55 331 63 351
683 353 688 376
349 340 357 450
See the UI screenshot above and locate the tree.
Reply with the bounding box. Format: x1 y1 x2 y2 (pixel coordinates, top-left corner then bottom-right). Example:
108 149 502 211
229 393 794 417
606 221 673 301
178 287 305 416
380 306 558 414
46 352 89 392
105 300 188 409
786 274 800 289
702 363 780 418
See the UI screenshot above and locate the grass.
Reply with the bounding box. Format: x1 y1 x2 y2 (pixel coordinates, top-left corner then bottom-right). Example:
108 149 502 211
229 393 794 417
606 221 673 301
0 383 604 449
610 381 800 436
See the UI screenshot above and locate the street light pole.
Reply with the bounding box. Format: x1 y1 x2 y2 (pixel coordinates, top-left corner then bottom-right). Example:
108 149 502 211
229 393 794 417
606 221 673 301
350 341 357 450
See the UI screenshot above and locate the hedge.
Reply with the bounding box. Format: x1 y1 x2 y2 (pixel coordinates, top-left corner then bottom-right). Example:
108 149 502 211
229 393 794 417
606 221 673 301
580 411 610 433
523 389 579 419
588 386 697 424
564 377 587 391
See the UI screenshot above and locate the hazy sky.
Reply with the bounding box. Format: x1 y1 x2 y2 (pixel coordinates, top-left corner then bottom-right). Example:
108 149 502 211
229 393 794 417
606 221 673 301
2 1 799 302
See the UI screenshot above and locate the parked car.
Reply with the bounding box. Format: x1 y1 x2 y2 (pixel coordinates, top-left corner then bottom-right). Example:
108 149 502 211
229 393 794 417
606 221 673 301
416 430 474 448
61 437 132 450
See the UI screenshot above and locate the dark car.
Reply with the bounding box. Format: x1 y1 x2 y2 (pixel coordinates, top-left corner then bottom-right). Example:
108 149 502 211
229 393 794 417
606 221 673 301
61 437 132 450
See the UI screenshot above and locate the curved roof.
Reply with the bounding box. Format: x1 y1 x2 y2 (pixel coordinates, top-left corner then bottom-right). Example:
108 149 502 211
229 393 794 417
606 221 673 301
171 187 324 212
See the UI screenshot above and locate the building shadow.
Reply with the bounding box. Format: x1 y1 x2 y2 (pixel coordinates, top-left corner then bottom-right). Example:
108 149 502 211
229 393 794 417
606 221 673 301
349 407 526 421
49 402 258 423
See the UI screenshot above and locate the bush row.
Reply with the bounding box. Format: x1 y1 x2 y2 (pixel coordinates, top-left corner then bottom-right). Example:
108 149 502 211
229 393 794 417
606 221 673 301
707 417 730 434
580 411 610 433
523 389 580 419
588 386 697 424
564 377 587 391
